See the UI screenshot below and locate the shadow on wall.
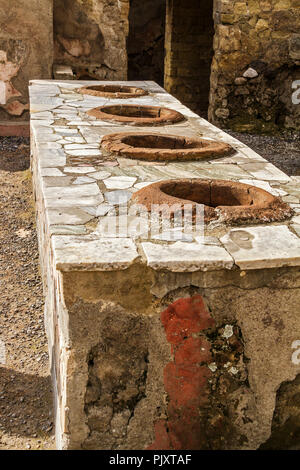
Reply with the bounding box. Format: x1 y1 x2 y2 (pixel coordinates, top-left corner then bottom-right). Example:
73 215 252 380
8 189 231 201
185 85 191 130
53 0 105 79
260 374 300 450
0 367 53 439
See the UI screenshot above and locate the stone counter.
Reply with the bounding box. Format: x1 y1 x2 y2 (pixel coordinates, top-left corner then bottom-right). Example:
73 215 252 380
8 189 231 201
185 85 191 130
30 80 300 450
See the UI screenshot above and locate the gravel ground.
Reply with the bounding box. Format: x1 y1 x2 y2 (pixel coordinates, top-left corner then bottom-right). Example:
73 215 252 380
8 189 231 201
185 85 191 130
227 130 300 176
0 137 54 450
0 131 298 450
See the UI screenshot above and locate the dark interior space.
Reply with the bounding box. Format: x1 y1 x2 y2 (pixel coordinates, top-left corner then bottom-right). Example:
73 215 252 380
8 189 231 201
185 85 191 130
164 0 215 118
127 0 166 87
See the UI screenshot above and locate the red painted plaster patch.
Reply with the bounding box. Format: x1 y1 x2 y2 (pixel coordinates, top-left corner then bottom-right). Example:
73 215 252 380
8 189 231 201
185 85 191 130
147 421 171 450
147 295 215 450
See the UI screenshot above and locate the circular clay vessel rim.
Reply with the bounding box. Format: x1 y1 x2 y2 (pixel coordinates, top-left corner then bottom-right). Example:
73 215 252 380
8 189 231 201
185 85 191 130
131 178 293 224
77 84 148 99
100 132 233 161
87 105 185 126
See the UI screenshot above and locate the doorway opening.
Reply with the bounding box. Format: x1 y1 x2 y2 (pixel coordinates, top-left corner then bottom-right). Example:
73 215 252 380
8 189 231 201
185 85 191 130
127 0 166 87
164 0 215 118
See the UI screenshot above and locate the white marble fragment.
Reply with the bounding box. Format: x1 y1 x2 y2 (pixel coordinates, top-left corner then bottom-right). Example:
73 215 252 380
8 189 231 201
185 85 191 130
105 190 132 205
141 241 234 272
52 236 139 271
50 225 88 235
65 149 102 156
41 168 64 177
88 171 111 180
45 183 101 199
73 176 96 185
239 179 288 197
39 149 66 168
64 167 96 174
46 207 94 225
104 176 137 190
221 225 300 270
64 144 99 150
241 162 291 182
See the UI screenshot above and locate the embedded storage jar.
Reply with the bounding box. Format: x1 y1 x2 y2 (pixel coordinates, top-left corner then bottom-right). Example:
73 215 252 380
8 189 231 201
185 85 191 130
132 179 293 224
100 133 232 161
87 105 185 126
78 84 148 99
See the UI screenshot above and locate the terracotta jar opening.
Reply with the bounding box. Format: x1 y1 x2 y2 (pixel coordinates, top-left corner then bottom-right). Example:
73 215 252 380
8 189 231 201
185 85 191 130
78 84 148 99
87 105 185 126
132 179 293 224
100 133 233 161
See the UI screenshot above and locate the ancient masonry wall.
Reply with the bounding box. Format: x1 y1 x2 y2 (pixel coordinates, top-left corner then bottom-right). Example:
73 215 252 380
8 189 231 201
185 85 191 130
0 0 299 133
53 0 129 81
30 80 300 450
0 0 53 126
209 0 300 133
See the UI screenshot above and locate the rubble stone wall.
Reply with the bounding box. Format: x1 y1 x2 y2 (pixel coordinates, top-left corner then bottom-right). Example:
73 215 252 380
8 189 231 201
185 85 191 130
209 0 300 133
0 0 299 133
53 0 129 80
52 268 300 450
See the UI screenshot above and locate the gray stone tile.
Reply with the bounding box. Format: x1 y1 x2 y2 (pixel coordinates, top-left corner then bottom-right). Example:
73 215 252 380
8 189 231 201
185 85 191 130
239 179 288 197
39 149 66 168
291 215 300 225
46 207 95 225
152 229 194 242
89 171 111 180
43 176 74 187
104 176 137 189
50 225 88 235
240 162 291 182
105 190 132 205
38 142 62 149
45 194 104 208
45 183 101 199
64 137 86 143
73 176 96 185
